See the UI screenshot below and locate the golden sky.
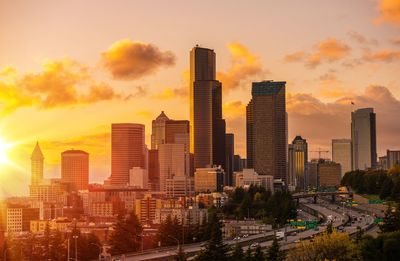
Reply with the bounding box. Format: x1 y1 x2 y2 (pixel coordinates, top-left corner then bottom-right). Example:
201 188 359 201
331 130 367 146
0 0 399 197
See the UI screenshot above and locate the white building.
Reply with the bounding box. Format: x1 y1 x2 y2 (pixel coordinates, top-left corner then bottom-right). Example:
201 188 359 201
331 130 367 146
154 205 207 225
129 167 148 189
166 176 195 198
234 169 274 192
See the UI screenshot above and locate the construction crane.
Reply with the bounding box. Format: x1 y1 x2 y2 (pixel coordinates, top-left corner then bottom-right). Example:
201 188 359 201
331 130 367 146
310 148 330 159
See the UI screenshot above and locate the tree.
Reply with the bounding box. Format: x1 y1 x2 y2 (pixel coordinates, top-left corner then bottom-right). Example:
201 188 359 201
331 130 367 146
380 177 394 199
244 247 252 261
326 221 333 234
231 243 244 261
109 211 143 255
254 245 264 261
267 236 282 261
287 231 356 261
380 203 400 233
195 211 230 261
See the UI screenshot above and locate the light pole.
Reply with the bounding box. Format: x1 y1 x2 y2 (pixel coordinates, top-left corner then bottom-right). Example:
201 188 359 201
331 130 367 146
73 235 78 261
168 235 180 251
90 243 102 261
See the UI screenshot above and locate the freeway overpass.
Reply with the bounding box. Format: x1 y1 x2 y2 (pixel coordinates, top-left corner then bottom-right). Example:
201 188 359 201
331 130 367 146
292 191 353 204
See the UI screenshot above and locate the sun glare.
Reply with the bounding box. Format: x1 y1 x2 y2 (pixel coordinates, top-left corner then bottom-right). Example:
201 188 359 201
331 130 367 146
0 137 13 164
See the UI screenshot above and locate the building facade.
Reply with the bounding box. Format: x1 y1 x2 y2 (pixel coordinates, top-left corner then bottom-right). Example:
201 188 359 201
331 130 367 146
151 111 170 150
288 136 308 190
194 167 224 193
246 81 287 182
111 123 145 186
61 150 89 190
387 150 400 169
225 133 234 186
351 108 377 170
332 139 352 177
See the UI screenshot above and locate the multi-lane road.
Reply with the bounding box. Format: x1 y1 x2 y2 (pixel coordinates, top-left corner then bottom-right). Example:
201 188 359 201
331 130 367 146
111 199 379 261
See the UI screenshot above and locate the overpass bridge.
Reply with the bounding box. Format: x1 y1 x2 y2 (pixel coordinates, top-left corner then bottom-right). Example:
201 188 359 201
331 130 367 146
292 191 353 204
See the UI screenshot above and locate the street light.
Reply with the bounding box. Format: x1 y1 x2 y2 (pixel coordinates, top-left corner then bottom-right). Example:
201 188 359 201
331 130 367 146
73 235 79 261
90 243 102 261
167 235 180 250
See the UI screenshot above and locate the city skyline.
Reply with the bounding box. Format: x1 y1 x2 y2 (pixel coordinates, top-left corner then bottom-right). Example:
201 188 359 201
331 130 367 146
1 0 400 197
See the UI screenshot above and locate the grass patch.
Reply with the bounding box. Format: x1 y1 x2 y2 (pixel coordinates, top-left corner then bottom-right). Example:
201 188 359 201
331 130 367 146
359 194 380 201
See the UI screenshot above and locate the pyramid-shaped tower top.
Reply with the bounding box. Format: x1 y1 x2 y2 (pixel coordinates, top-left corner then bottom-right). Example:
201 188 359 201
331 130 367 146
155 111 170 121
31 141 44 160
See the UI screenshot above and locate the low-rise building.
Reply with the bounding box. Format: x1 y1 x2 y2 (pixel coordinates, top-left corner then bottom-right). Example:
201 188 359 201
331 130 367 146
154 205 207 225
234 169 274 192
194 167 224 193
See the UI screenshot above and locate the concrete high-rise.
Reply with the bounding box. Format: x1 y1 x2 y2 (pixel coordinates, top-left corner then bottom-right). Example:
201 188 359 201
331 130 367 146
151 111 170 150
31 142 44 185
158 143 186 192
189 46 225 169
288 136 308 190
225 133 234 186
246 81 287 182
111 123 145 185
61 150 89 190
332 139 352 177
351 108 377 170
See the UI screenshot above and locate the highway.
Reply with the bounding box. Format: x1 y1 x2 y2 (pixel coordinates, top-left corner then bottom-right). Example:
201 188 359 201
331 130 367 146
111 199 377 261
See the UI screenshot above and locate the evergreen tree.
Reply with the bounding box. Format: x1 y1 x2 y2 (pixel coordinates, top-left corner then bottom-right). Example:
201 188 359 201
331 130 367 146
231 243 244 261
380 203 400 232
244 247 252 261
254 245 264 260
109 211 143 255
267 237 282 261
195 211 230 261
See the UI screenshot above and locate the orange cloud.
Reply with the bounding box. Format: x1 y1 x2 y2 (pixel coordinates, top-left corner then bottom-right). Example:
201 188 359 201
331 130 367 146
391 36 400 45
362 49 400 62
284 38 351 69
0 59 123 114
376 0 400 26
223 100 246 118
102 39 175 80
152 87 187 100
217 42 264 92
284 51 306 62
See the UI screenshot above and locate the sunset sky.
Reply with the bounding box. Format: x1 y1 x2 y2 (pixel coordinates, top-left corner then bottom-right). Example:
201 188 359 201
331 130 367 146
0 0 399 197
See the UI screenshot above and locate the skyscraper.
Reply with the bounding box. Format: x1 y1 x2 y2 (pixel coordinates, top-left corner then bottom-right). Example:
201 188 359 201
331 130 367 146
351 108 377 170
151 111 170 150
288 136 308 190
61 150 89 190
190 46 225 169
148 149 159 191
225 133 234 186
332 139 352 177
111 123 145 185
246 81 287 182
31 142 44 185
158 143 186 192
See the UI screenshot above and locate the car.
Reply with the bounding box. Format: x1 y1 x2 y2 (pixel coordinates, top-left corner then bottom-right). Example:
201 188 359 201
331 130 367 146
243 234 249 238
294 239 301 243
250 242 260 248
234 236 241 240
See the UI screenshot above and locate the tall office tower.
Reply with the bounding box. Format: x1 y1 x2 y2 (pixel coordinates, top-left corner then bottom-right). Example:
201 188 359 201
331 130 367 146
111 123 145 186
158 143 186 192
332 139 352 177
351 108 377 170
246 100 254 168
151 111 170 150
212 82 226 169
387 150 400 169
148 149 159 191
225 133 234 186
288 136 308 190
61 150 89 190
31 142 44 185
246 81 287 182
190 46 225 169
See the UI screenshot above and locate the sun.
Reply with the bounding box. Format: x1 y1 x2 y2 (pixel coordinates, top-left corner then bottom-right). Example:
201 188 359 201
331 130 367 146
0 137 13 164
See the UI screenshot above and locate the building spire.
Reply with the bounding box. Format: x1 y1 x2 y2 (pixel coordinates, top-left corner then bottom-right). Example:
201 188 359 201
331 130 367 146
31 141 44 160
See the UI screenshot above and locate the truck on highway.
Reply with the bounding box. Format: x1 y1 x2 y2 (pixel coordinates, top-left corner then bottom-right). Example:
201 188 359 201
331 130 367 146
276 231 285 240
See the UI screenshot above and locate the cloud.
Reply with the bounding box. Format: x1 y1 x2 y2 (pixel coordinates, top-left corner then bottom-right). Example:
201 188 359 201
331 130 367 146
152 87 187 100
101 39 175 80
347 31 378 45
223 100 246 118
217 42 264 92
0 59 123 115
375 0 400 26
284 51 306 63
362 49 400 62
391 36 400 45
284 38 351 69
123 86 148 100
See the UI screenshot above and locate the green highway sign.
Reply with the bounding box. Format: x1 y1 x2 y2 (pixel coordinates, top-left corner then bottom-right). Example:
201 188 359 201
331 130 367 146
368 199 386 204
373 218 384 224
